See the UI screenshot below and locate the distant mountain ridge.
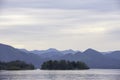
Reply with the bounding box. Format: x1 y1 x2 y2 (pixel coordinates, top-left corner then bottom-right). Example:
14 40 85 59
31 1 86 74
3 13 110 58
0 43 47 68
105 51 120 60
29 48 77 55
0 43 120 69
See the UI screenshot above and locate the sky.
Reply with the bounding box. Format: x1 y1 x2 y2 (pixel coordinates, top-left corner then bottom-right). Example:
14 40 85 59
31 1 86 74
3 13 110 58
0 0 120 51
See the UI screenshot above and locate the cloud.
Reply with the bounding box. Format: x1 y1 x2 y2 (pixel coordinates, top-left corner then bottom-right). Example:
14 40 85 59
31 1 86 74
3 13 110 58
0 0 120 51
0 7 119 26
2 0 119 12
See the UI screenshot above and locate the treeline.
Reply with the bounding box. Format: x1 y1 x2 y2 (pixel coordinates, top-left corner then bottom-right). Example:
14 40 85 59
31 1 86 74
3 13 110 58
0 60 89 70
0 60 35 70
41 60 89 70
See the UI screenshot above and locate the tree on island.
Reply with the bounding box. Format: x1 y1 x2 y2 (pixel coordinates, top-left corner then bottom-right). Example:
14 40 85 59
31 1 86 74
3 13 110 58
41 60 89 70
0 60 35 70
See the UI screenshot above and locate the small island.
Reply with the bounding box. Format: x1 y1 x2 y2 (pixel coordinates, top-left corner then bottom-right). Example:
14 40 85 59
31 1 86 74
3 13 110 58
41 60 89 70
0 60 35 70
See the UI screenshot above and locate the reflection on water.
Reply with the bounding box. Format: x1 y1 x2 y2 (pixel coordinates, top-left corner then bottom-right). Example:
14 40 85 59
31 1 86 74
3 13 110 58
0 69 120 80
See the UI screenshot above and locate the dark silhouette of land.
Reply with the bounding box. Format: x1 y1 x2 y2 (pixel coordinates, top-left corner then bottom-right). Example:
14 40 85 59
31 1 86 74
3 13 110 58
41 60 89 70
0 43 120 69
0 60 35 70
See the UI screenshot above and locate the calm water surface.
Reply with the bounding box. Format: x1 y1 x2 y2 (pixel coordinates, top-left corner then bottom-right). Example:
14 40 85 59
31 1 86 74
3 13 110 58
0 69 120 80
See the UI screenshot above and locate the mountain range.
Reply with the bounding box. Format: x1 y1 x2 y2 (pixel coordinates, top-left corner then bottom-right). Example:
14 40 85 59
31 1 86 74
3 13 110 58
0 43 120 69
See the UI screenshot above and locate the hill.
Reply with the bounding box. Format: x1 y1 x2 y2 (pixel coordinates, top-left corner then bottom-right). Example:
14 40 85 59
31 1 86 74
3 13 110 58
0 43 120 69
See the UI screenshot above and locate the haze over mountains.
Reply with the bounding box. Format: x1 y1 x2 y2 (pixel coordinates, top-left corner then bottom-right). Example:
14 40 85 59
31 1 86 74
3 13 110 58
0 43 120 69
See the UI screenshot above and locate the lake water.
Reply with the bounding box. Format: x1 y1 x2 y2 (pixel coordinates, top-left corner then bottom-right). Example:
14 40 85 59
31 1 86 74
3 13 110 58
0 69 120 80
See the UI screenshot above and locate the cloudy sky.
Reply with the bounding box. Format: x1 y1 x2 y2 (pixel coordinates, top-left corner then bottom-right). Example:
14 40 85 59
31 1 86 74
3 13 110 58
0 0 120 51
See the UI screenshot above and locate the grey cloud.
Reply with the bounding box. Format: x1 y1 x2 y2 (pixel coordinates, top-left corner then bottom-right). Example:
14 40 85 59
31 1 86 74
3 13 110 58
0 0 120 51
106 28 120 40
110 30 120 36
2 0 119 12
